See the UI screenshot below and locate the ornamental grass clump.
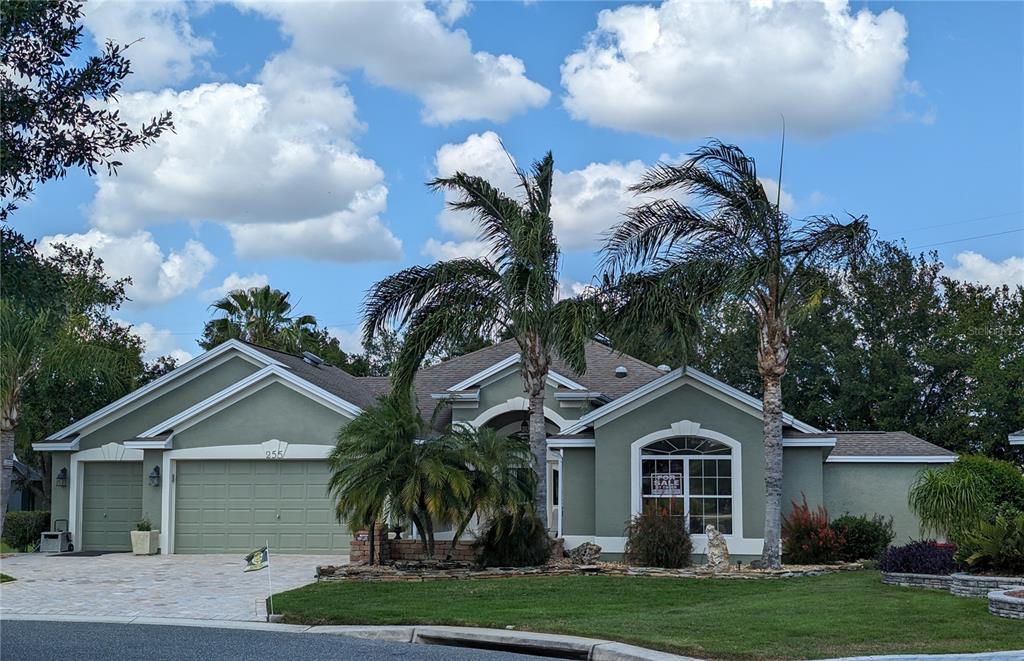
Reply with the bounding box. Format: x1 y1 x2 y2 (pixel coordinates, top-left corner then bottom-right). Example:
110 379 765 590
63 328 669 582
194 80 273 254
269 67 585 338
878 540 957 575
782 496 844 564
624 507 693 568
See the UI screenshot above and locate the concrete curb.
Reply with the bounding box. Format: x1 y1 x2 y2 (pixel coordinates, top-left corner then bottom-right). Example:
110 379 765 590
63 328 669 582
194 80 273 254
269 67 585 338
0 615 697 659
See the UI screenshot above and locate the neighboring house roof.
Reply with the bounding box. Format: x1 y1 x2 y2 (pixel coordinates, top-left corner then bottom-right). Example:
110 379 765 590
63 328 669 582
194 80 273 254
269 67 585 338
1010 429 1024 445
791 431 956 463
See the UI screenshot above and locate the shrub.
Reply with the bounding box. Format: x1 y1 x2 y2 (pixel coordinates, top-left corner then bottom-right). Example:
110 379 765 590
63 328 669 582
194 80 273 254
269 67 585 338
782 496 844 564
878 540 957 575
1 511 50 550
136 518 152 532
957 513 1024 575
475 511 552 567
831 513 895 561
909 456 1024 545
624 507 692 568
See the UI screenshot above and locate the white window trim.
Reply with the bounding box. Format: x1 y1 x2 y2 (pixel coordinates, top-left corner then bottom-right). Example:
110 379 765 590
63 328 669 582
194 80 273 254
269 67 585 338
630 420 748 546
159 440 333 554
68 442 144 549
462 396 572 432
826 455 957 463
44 340 283 441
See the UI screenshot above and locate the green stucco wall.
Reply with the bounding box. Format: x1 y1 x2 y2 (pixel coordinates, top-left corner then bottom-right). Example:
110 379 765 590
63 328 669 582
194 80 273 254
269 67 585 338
592 382 765 540
561 448 595 535
141 449 164 529
49 453 70 526
171 382 347 448
782 447 826 513
451 370 587 427
824 462 928 542
76 356 260 450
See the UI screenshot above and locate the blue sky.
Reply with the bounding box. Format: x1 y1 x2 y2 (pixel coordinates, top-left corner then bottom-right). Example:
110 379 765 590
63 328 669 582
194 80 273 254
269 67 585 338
12 0 1023 363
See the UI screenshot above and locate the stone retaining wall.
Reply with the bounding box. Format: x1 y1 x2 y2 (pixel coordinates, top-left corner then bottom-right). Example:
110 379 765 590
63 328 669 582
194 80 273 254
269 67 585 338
950 573 1024 598
988 589 1024 620
317 561 862 583
349 531 478 565
880 572 952 590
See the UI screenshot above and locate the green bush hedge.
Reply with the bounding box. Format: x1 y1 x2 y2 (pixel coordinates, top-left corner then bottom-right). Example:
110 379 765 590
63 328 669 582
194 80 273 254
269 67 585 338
2 511 50 550
624 507 693 568
475 511 552 567
831 513 895 561
958 513 1024 575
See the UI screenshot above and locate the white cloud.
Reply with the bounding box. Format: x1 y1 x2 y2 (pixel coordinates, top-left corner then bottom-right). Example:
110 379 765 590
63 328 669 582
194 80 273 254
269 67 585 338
758 177 797 214
38 230 216 306
943 252 1024 289
241 0 549 123
88 55 402 262
327 326 365 355
118 320 194 364
426 132 648 252
201 272 270 301
82 0 213 89
561 0 909 137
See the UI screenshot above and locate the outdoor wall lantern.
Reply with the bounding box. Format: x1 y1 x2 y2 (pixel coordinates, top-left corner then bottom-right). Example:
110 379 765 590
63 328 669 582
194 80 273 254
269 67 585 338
56 467 68 488
148 466 161 487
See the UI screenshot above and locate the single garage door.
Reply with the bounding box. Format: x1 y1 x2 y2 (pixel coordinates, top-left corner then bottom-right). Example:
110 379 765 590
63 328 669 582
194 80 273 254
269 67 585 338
82 462 143 551
173 460 350 554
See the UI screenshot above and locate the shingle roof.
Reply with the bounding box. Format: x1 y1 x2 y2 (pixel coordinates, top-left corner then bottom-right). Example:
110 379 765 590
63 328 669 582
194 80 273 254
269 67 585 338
243 343 386 410
786 431 955 457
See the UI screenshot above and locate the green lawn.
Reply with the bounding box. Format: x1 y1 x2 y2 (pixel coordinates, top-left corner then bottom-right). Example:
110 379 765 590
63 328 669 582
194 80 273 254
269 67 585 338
273 571 1024 660
0 542 20 554
0 574 14 583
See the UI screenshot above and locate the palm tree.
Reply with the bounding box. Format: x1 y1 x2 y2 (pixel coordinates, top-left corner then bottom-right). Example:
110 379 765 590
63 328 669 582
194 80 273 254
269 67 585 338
0 299 133 537
602 140 872 568
327 394 472 559
201 285 317 352
363 151 595 528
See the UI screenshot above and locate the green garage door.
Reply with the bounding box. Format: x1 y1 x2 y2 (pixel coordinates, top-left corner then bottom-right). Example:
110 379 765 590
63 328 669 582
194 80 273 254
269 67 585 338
82 462 143 551
174 460 350 554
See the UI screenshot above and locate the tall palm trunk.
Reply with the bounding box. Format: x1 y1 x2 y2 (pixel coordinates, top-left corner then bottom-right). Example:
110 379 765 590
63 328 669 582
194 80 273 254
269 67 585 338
521 337 551 530
757 314 789 568
0 425 15 537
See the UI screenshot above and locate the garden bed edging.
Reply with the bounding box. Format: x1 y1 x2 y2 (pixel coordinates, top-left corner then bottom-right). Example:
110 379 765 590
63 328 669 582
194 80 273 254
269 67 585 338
950 573 1024 598
880 571 951 590
987 589 1024 620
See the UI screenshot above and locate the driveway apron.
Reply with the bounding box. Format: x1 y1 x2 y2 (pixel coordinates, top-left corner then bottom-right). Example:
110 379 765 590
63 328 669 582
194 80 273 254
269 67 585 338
0 553 338 621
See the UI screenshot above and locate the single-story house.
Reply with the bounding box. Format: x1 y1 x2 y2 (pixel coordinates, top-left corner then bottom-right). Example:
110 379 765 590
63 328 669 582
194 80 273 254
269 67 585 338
34 338 956 558
1010 429 1024 446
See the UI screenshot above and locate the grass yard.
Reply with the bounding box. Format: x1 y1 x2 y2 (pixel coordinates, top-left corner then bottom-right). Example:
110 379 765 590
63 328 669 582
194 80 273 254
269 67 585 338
274 570 1023 660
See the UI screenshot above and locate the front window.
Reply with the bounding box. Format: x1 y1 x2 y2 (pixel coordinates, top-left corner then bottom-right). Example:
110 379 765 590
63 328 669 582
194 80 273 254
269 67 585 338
640 437 733 534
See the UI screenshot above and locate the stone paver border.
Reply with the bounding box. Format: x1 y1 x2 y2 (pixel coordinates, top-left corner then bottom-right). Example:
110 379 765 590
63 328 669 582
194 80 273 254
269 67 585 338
987 589 1024 620
880 571 952 590
950 572 1024 598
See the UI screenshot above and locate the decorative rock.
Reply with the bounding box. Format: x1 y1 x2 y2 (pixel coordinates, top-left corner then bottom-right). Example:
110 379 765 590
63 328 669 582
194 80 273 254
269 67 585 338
551 537 566 559
569 541 602 565
704 525 730 573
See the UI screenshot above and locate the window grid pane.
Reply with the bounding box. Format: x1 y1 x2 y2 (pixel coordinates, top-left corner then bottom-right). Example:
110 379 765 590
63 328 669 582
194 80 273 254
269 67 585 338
640 442 732 537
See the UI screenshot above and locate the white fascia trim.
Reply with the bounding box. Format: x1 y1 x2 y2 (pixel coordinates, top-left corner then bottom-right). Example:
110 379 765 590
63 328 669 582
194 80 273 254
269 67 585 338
32 439 80 452
547 371 587 391
139 365 362 438
1009 434 1024 445
430 392 480 402
546 439 596 449
464 396 573 432
782 438 837 448
123 438 173 450
826 455 958 464
553 391 604 402
560 366 820 435
448 354 520 391
44 340 283 441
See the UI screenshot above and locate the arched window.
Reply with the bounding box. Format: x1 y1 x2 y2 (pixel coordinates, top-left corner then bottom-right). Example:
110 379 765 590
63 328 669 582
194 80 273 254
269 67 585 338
640 436 733 534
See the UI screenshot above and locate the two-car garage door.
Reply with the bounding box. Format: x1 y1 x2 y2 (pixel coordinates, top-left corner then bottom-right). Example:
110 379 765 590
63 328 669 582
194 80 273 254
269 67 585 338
173 460 350 554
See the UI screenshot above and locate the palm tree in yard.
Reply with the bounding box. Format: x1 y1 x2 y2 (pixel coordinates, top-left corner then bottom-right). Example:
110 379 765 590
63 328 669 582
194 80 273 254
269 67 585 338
602 140 872 568
0 300 133 537
363 151 595 528
201 285 317 352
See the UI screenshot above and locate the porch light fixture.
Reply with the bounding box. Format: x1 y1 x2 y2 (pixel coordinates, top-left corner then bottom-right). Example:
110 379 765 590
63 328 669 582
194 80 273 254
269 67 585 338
56 467 68 488
148 466 161 487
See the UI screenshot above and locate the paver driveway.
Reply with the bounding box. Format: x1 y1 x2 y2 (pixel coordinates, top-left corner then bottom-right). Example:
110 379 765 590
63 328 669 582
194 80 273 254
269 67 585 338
0 552 341 621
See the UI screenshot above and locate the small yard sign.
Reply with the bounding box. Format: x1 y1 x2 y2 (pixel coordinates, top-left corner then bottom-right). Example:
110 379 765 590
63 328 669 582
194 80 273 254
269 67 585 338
651 473 683 496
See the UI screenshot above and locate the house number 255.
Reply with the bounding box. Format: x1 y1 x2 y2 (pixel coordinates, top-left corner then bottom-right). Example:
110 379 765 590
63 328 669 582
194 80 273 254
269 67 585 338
265 449 285 459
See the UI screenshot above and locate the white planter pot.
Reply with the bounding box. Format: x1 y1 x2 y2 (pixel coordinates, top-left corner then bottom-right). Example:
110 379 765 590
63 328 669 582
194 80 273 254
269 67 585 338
130 530 160 555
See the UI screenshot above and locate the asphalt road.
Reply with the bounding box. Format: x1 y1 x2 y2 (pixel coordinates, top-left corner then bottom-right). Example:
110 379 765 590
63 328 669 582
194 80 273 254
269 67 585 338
0 620 545 660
